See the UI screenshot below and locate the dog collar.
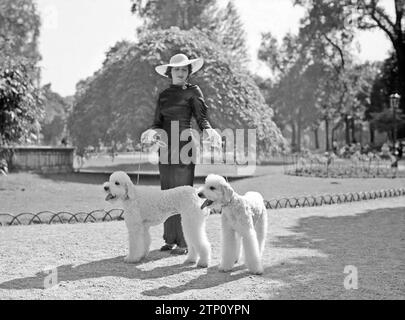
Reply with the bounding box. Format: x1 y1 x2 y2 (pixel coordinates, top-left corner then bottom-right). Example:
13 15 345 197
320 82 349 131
209 198 233 215
220 194 237 209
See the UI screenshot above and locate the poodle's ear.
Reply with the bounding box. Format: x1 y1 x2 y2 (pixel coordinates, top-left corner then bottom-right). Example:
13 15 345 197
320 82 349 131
124 180 136 200
220 181 234 203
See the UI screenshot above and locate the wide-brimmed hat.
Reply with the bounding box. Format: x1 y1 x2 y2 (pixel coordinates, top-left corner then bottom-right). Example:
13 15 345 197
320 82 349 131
155 53 204 77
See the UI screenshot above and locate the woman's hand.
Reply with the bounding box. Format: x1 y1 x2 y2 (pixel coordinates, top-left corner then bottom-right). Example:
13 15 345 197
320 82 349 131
205 128 222 150
141 129 158 145
141 129 167 147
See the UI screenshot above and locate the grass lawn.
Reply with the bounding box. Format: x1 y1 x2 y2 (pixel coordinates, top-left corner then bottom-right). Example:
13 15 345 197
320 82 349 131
0 162 404 214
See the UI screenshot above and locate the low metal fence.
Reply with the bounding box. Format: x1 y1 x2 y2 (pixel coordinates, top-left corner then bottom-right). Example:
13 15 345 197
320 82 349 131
263 188 405 209
1 188 404 226
0 209 125 227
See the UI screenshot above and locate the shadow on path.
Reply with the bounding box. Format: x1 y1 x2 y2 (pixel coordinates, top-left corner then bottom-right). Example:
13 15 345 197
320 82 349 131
141 265 251 297
143 206 404 298
0 250 188 290
2 207 403 299
263 206 405 299
0 250 255 294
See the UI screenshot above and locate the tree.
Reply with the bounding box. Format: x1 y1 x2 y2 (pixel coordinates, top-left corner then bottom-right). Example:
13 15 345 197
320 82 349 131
295 0 405 114
40 84 72 145
0 0 42 65
258 32 323 151
370 107 405 139
368 52 405 142
254 76 286 129
68 27 286 158
258 22 380 150
344 61 379 144
130 0 215 31
0 0 43 146
258 0 385 151
293 0 363 149
131 0 250 66
355 0 405 110
202 0 250 66
0 62 43 145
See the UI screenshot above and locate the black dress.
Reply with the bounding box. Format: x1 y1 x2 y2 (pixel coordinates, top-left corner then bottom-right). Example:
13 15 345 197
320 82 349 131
150 83 212 247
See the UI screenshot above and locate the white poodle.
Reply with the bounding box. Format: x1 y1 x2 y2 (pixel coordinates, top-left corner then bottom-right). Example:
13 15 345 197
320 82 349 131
103 171 211 267
197 174 267 274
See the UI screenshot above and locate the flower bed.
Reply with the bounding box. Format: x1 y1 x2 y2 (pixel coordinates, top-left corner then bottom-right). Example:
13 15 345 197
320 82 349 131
285 151 402 178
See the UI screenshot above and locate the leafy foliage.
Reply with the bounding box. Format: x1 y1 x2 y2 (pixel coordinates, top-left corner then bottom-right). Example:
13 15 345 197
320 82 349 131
131 0 250 66
40 84 72 145
68 27 286 157
368 53 405 137
368 53 399 117
258 32 331 150
0 0 41 65
370 108 405 136
0 61 43 145
0 0 43 146
131 0 215 30
294 0 405 113
201 0 250 66
257 0 385 150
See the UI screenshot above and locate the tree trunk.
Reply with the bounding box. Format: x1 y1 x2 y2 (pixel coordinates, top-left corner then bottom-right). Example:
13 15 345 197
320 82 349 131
351 118 356 143
331 117 343 146
325 118 330 151
297 110 302 152
291 121 297 152
393 33 405 113
345 115 350 145
394 40 405 138
369 122 375 146
313 127 319 149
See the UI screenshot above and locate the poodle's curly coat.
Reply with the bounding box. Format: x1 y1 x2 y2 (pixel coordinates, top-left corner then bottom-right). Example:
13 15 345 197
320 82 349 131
197 174 268 274
103 171 211 267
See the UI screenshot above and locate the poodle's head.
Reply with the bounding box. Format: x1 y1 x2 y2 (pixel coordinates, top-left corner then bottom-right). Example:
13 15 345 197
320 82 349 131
103 171 134 202
197 174 235 209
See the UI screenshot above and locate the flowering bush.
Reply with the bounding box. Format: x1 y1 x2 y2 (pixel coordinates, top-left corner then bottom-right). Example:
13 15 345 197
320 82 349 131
287 149 398 178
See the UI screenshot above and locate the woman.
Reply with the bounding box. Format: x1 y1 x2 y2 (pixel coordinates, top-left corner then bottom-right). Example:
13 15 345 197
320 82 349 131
141 53 221 255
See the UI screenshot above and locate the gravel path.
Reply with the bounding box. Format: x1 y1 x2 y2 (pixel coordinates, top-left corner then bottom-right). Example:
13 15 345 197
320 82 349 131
1 197 404 300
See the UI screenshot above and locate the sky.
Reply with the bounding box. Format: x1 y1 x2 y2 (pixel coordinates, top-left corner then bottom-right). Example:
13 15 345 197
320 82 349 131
35 0 394 97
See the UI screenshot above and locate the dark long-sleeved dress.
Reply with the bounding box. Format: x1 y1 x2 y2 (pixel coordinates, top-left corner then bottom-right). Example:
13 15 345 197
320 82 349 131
150 83 212 247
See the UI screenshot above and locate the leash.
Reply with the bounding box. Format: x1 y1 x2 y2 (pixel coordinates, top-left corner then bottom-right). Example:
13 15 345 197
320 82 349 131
136 144 143 185
137 135 168 185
